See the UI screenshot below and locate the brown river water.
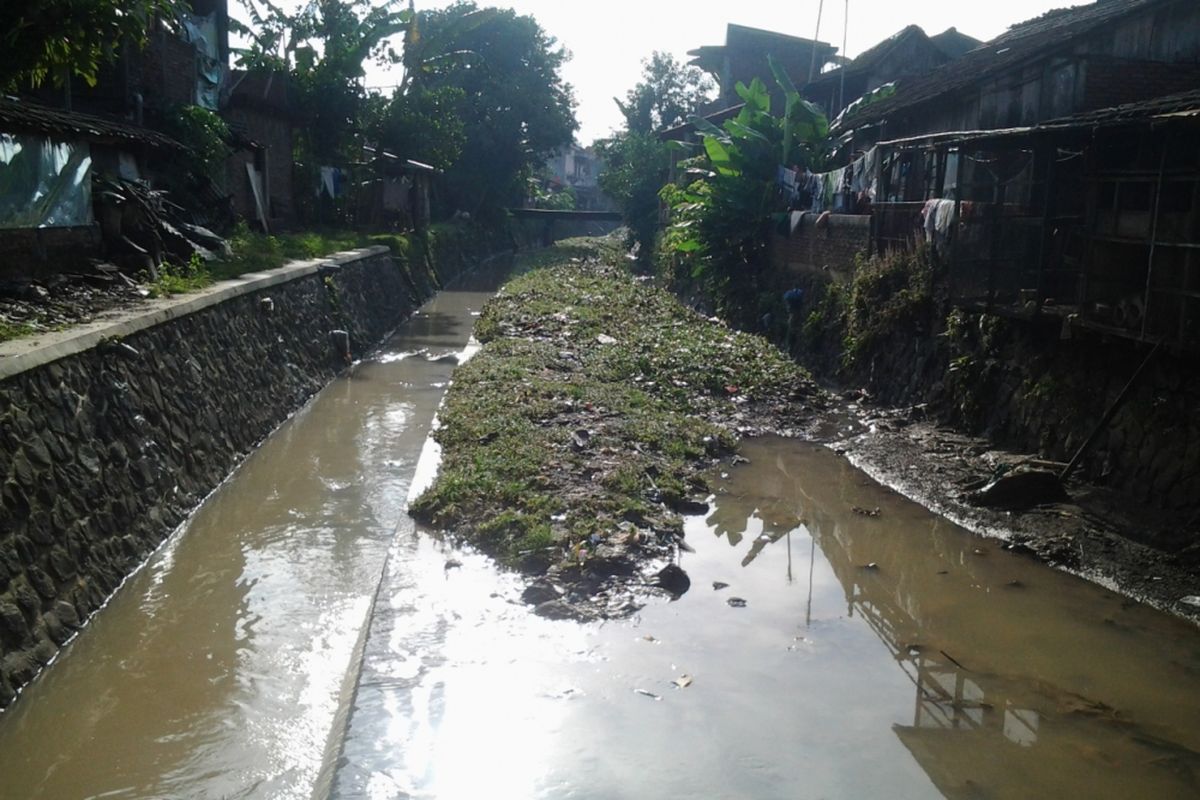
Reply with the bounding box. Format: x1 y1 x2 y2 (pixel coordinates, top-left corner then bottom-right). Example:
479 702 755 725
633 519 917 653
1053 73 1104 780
2 269 1200 799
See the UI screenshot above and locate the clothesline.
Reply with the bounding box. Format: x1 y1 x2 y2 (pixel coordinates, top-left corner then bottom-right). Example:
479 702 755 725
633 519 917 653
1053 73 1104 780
777 146 880 214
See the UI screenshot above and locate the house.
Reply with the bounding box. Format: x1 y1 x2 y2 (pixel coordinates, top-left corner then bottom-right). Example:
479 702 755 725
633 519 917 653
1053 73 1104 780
222 70 296 229
22 0 297 233
802 26 983 122
543 145 614 212
690 24 838 110
0 97 183 279
838 0 1200 148
866 87 1200 350
356 146 436 231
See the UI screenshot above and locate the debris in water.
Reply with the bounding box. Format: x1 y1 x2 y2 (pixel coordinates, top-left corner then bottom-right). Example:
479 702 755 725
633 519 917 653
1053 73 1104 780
1006 580 1025 588
712 581 730 591
634 689 661 700
860 562 880 571
672 675 694 689
965 467 1069 510
727 597 747 608
973 548 988 556
652 564 691 598
852 506 881 517
940 650 969 671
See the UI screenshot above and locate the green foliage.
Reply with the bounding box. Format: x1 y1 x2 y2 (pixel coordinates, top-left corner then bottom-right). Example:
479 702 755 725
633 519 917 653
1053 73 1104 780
527 178 576 210
413 2 578 217
371 86 466 170
595 131 669 265
0 0 180 91
412 240 812 567
165 106 233 180
659 64 829 325
233 0 413 165
841 245 936 366
616 51 714 135
0 321 38 344
149 252 212 297
796 245 937 371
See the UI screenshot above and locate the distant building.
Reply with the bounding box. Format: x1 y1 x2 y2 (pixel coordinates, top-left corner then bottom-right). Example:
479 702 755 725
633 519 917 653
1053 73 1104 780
689 23 839 111
543 145 615 212
802 26 983 122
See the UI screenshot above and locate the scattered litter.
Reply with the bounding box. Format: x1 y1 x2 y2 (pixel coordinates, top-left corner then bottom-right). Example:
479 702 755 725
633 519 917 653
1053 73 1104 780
672 675 693 689
596 334 617 345
852 506 881 517
1181 596 1200 608
634 689 661 700
641 634 659 643
712 581 729 591
444 558 462 571
727 597 747 608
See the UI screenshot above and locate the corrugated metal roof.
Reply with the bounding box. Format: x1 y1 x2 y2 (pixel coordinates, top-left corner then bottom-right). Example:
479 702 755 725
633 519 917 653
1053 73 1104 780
877 87 1200 149
0 96 182 150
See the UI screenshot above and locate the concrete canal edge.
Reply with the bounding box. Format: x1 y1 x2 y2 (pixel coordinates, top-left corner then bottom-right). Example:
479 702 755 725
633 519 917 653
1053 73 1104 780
0 237 482 710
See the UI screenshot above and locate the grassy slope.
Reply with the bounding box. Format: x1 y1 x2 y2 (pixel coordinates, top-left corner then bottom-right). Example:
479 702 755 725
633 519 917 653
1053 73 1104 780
410 237 817 575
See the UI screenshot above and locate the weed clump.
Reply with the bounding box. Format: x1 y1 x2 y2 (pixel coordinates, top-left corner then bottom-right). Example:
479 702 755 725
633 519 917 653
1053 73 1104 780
411 238 818 595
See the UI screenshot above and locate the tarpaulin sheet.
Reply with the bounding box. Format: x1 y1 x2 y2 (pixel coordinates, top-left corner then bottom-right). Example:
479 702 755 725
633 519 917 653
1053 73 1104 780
0 134 92 229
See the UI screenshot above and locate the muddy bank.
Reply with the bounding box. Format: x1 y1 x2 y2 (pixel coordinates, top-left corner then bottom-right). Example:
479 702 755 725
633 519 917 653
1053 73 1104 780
410 238 824 617
822 400 1200 625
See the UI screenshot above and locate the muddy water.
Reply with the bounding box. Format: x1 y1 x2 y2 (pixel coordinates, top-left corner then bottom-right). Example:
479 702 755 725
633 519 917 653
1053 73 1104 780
3 281 1200 800
333 438 1200 800
0 268 507 800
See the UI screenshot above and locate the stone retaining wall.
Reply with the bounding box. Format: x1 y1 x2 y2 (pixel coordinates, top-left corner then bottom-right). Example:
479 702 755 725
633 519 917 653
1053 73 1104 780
0 241 472 709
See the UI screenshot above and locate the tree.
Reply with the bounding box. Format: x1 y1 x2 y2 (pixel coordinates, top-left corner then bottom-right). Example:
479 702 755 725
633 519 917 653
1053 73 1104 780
370 86 466 171
661 62 829 325
233 0 413 163
616 52 714 135
0 0 181 92
411 2 578 217
597 52 711 263
595 132 666 262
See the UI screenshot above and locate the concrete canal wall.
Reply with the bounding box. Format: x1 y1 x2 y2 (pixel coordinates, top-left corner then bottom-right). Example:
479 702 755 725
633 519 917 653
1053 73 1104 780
0 234 482 709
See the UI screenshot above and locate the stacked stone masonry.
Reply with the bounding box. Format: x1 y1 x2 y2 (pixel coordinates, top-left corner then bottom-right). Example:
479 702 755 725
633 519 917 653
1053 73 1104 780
0 245 466 709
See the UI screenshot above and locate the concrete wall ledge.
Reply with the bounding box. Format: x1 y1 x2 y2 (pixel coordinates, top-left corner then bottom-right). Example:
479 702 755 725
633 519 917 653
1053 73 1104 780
0 245 391 382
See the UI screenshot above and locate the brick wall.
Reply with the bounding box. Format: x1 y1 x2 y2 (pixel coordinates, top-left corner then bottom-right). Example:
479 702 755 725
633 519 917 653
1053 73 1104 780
769 213 870 283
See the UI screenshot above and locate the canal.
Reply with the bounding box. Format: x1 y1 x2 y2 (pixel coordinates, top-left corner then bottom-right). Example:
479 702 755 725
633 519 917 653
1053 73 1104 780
1 270 1199 799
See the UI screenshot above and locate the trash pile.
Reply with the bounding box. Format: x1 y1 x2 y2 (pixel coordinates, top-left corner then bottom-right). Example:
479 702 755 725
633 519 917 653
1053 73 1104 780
94 175 230 278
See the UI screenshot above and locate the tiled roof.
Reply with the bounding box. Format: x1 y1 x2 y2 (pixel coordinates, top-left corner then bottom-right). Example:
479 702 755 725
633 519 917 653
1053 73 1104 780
841 0 1172 129
929 28 984 59
0 96 182 150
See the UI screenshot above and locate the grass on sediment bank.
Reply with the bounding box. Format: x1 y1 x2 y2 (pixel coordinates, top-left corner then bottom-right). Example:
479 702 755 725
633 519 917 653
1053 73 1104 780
410 237 818 579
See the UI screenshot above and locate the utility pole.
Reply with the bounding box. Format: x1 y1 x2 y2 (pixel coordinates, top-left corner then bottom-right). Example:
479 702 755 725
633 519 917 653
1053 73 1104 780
839 0 849 112
809 0 826 84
